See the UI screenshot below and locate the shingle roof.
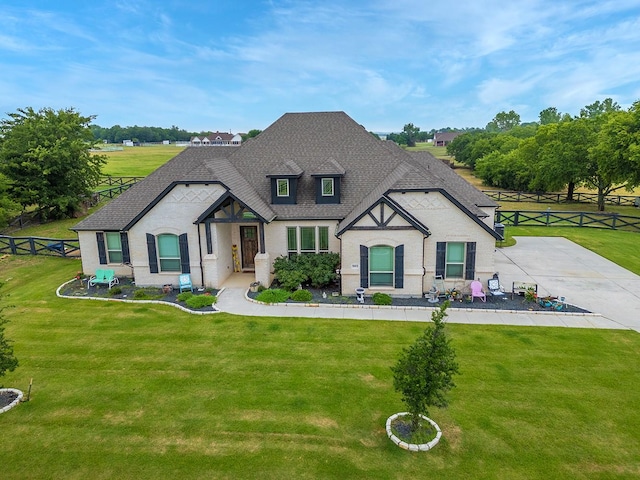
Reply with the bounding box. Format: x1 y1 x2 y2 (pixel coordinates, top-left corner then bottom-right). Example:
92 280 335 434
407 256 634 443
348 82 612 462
73 112 497 233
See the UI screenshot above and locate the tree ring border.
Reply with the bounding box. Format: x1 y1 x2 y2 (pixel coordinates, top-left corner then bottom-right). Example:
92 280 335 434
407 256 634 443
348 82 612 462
0 388 23 414
386 412 442 452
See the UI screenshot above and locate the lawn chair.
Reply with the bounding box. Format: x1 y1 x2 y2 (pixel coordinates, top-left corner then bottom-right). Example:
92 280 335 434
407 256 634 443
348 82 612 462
433 275 446 298
470 280 486 302
88 269 119 290
179 273 193 293
487 274 506 300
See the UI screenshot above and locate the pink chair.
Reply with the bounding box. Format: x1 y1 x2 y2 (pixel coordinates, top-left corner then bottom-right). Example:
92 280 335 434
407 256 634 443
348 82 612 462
470 280 486 302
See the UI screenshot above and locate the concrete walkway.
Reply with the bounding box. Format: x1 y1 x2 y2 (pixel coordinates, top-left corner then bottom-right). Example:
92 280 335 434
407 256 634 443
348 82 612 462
216 237 640 332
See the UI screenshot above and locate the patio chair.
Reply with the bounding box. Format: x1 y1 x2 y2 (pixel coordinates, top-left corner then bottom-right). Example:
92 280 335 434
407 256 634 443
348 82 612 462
470 280 486 302
179 273 193 293
433 275 446 298
88 268 119 290
487 274 506 300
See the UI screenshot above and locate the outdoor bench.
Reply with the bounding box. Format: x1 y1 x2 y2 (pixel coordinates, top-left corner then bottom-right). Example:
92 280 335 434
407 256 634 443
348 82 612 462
88 268 119 290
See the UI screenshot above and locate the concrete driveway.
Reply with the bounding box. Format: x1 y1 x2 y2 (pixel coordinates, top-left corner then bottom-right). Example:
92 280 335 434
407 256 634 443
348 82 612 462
496 237 640 332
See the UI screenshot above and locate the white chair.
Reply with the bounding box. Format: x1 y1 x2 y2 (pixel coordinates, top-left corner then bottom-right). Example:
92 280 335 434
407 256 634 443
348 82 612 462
487 275 506 300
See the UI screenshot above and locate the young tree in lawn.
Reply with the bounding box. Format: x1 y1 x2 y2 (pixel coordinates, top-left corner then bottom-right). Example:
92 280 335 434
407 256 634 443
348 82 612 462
391 302 459 432
0 107 106 220
0 283 19 381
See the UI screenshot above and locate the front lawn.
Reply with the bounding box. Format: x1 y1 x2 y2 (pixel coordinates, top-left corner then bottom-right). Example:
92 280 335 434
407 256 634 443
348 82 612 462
1 255 640 479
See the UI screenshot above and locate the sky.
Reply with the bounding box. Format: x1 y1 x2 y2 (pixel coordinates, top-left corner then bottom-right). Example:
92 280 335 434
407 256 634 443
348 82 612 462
1 1 640 134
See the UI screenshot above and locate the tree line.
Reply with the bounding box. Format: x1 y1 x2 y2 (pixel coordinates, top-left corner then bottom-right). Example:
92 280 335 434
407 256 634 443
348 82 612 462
445 99 640 211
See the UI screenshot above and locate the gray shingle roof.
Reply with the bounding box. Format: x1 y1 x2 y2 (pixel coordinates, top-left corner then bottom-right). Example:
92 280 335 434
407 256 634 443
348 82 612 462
73 112 497 233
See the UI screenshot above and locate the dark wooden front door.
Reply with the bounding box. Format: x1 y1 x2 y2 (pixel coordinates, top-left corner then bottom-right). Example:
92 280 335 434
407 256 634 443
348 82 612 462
240 226 258 270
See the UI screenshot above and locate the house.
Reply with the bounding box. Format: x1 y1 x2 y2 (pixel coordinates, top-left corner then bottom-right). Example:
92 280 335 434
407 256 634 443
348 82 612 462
190 131 242 146
73 112 500 297
433 131 461 147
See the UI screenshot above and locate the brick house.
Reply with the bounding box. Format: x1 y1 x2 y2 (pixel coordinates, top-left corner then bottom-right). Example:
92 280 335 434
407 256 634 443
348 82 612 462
73 112 500 297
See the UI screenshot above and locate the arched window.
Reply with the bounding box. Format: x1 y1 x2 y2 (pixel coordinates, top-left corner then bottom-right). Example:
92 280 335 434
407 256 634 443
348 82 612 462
369 245 394 286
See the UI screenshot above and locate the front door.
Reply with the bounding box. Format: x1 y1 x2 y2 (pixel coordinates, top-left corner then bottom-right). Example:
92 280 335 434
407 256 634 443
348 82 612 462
240 226 258 270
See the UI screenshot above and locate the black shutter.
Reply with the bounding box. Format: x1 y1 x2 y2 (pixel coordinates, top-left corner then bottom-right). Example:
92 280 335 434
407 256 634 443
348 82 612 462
465 242 476 280
96 232 107 264
360 245 369 288
120 232 130 264
436 242 446 277
394 244 404 288
146 233 158 273
179 233 191 273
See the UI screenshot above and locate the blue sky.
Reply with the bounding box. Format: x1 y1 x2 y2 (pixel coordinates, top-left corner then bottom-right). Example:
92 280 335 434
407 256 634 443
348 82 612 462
1 1 640 133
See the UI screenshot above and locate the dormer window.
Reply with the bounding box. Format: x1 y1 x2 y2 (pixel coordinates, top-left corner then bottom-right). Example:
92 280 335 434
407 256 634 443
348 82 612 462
267 160 303 205
311 158 344 205
321 178 334 197
277 179 290 197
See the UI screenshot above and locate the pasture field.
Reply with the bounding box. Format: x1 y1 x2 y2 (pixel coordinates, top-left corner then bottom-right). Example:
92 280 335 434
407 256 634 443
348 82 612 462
97 144 185 176
1 255 640 479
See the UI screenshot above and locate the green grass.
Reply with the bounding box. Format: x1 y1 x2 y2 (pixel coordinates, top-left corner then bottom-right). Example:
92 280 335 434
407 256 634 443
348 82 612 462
1 256 640 479
99 145 185 176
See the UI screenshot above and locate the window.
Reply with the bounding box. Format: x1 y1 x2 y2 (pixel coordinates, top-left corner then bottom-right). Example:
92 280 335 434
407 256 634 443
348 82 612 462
287 227 297 256
157 234 181 272
105 232 123 263
369 245 394 286
286 226 330 254
445 242 465 278
321 178 334 196
277 179 289 197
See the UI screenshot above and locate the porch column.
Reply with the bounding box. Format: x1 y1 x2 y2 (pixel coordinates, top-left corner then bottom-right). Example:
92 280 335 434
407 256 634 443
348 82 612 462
254 252 271 288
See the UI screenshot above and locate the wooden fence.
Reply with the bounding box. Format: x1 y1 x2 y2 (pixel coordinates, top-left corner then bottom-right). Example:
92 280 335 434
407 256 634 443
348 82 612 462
93 176 145 203
495 210 640 233
0 236 80 257
483 190 640 207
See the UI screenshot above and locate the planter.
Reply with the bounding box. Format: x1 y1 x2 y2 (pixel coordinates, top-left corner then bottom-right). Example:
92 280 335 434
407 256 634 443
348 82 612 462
163 284 173 294
249 282 261 293
386 412 442 452
0 388 23 414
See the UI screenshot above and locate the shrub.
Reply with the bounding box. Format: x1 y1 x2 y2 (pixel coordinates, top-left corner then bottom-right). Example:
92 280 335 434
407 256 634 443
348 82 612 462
290 289 313 302
372 292 392 305
273 253 340 290
133 288 163 300
109 286 122 296
177 292 194 302
255 289 290 304
185 294 217 309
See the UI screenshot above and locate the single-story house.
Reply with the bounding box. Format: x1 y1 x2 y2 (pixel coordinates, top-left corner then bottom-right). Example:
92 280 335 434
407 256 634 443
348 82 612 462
190 132 242 146
73 112 500 297
433 131 461 147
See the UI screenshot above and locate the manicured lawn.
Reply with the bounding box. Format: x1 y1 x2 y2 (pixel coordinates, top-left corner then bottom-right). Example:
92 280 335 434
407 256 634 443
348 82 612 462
1 256 640 479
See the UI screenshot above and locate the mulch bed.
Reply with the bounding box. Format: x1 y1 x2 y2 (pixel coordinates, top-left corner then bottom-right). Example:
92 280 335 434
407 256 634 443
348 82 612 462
0 390 19 410
248 284 590 313
61 278 219 311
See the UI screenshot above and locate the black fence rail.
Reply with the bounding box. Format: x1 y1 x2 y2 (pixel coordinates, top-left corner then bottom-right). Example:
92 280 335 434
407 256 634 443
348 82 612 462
495 210 640 233
0 236 80 257
92 184 136 203
484 190 640 206
98 176 144 187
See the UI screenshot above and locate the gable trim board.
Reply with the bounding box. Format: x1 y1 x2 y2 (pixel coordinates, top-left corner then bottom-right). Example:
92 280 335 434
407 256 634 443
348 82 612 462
74 111 499 296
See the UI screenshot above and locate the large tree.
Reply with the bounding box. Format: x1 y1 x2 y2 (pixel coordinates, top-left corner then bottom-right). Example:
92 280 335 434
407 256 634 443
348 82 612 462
486 110 521 132
402 123 420 147
0 107 106 219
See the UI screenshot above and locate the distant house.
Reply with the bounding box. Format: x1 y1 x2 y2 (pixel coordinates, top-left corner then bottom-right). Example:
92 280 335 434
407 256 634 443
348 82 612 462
433 131 461 147
73 112 500 297
190 131 242 146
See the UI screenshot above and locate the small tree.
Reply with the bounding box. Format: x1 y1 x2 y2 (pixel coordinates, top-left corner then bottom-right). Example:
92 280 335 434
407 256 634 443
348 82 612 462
0 283 19 382
391 302 458 431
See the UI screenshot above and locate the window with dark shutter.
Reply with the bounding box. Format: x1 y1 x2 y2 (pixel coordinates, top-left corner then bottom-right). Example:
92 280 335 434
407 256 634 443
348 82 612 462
394 244 404 288
465 242 476 280
179 233 190 273
146 233 158 273
436 242 446 277
96 232 107 265
120 232 130 264
360 245 369 288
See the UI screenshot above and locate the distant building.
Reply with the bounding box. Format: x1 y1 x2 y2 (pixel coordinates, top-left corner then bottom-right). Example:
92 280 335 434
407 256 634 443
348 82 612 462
433 131 461 147
190 131 242 146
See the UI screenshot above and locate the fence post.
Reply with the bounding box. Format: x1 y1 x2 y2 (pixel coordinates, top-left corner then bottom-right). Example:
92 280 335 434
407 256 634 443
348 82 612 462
10 237 17 254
